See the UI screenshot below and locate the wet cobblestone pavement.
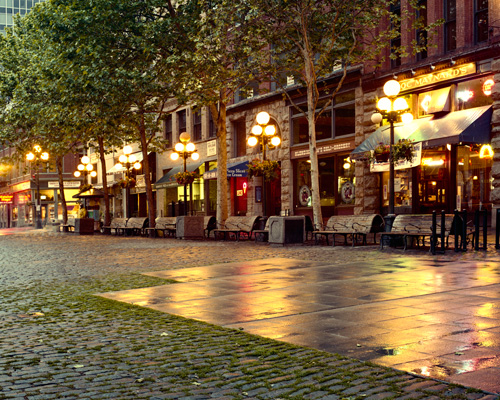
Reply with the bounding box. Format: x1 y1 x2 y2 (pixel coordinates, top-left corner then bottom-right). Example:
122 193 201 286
1 228 500 399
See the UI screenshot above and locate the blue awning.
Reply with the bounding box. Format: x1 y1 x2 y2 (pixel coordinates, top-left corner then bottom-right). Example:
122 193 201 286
203 161 249 179
351 105 492 159
155 163 202 188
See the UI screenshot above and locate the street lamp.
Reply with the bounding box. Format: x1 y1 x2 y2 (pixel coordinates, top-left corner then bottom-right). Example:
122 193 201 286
74 155 98 211
114 145 142 218
371 80 413 216
247 111 281 217
170 132 199 216
26 145 49 229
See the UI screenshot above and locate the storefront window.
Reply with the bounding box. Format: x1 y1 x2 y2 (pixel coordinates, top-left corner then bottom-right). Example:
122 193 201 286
418 148 449 212
292 102 332 145
381 169 412 210
334 91 355 138
338 156 355 205
455 76 494 110
418 87 450 116
295 154 355 212
456 144 492 212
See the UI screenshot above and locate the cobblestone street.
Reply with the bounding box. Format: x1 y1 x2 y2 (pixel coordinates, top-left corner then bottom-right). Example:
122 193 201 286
1 229 499 399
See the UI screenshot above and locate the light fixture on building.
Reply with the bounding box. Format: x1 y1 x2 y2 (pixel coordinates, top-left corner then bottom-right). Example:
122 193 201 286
450 59 456 66
411 69 416 76
479 144 494 159
430 64 436 70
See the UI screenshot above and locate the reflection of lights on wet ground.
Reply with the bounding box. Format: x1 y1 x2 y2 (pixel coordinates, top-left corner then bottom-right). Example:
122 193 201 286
476 303 495 318
420 366 430 376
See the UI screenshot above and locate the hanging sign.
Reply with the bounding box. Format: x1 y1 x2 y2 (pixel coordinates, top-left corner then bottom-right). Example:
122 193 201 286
370 142 422 172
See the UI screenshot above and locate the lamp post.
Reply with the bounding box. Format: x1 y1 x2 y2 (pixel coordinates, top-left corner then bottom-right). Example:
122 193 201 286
247 111 281 217
74 155 97 210
170 132 199 216
26 145 49 229
113 145 141 218
371 80 413 216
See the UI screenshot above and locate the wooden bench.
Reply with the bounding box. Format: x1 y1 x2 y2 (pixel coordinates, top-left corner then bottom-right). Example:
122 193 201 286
204 216 217 238
380 214 454 250
314 214 385 246
253 218 270 242
123 217 149 236
102 218 128 235
212 216 260 241
144 217 177 238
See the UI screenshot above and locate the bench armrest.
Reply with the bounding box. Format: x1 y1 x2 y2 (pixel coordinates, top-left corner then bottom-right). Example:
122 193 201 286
352 222 368 230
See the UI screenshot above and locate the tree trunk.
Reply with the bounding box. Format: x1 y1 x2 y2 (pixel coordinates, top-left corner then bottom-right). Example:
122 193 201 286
139 111 156 234
98 135 111 227
305 70 323 230
56 156 68 225
210 100 228 227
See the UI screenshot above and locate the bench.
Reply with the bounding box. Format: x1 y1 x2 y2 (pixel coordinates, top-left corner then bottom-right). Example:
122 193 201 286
314 214 385 246
102 218 128 235
204 216 217 238
144 217 177 238
253 218 270 242
212 216 260 241
380 214 454 250
123 217 149 236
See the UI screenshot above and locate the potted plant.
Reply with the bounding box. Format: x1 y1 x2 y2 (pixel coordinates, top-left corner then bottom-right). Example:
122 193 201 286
247 159 281 181
392 139 415 163
119 178 136 188
373 142 390 162
175 171 198 185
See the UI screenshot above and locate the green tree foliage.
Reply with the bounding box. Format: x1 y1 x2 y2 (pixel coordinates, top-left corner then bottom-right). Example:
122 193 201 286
251 0 440 227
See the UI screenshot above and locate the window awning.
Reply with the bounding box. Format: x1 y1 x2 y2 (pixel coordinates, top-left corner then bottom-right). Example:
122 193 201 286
351 105 492 159
155 163 202 188
203 161 250 180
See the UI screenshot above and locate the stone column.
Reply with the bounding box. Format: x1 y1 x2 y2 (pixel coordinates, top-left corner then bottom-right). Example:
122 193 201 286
490 58 500 220
354 88 381 215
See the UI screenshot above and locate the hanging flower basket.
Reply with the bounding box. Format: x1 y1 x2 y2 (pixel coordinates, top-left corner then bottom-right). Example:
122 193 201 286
175 171 198 185
372 142 390 163
119 178 135 188
393 139 415 163
247 159 281 181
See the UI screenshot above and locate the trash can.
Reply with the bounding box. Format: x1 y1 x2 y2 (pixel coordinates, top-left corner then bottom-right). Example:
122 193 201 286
268 216 305 244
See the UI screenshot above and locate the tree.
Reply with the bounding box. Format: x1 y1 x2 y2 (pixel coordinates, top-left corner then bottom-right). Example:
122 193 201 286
156 0 269 224
252 0 438 228
25 0 179 230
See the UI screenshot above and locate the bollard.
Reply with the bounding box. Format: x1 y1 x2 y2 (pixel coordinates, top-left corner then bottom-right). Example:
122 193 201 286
440 210 446 253
431 211 437 255
454 210 460 252
474 209 488 251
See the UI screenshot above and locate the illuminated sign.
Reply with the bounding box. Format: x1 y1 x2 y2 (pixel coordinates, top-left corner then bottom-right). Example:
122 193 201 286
479 144 494 159
243 182 247 194
0 194 13 203
10 181 30 192
400 63 476 91
483 79 495 96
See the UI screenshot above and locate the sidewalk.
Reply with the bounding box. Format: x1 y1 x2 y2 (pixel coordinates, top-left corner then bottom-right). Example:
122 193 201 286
100 252 500 395
1 228 500 399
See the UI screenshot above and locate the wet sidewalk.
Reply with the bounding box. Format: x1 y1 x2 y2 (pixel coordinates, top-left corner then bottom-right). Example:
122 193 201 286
100 256 500 394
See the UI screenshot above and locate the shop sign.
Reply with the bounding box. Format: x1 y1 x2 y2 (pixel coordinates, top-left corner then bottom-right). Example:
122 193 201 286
0 194 13 203
10 181 30 192
48 181 81 188
400 63 476 91
291 139 355 159
207 140 217 156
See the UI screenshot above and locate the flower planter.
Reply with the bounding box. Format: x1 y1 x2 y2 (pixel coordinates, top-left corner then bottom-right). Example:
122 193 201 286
375 152 389 162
